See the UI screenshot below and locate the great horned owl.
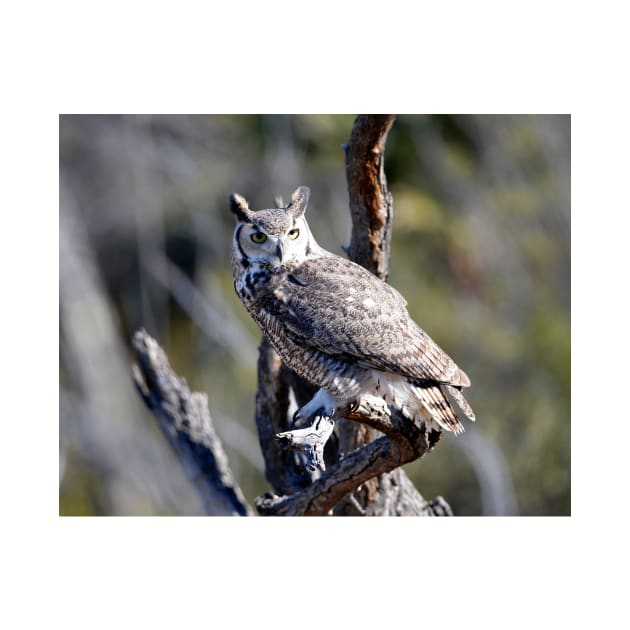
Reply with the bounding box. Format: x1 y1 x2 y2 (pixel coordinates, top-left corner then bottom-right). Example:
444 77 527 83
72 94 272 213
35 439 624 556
230 186 475 436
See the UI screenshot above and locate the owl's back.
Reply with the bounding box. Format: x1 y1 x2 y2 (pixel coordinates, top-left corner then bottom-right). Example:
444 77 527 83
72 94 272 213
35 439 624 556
253 253 470 389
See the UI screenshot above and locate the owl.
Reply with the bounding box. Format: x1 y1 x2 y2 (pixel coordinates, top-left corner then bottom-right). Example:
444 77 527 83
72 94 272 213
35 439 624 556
230 186 475 437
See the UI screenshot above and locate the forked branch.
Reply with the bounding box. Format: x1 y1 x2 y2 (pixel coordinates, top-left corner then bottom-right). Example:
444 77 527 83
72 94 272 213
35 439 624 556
254 114 453 516
255 397 438 516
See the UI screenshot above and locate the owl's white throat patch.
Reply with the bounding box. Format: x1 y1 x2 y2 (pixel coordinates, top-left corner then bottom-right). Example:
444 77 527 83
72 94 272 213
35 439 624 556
235 261 271 303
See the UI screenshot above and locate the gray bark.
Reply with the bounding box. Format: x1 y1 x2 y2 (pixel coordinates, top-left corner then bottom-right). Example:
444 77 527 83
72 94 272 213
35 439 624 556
332 114 444 516
256 396 441 516
132 330 253 516
254 339 319 494
345 114 396 282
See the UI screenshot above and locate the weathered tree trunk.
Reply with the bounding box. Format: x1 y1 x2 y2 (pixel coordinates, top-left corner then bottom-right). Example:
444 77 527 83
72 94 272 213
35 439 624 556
346 114 395 281
333 114 434 515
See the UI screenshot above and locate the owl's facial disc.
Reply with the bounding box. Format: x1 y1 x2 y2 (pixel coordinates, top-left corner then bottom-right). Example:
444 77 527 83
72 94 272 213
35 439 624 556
237 215 309 266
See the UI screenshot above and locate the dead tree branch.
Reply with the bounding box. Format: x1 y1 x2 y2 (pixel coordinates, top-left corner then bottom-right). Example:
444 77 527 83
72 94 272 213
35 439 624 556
276 414 335 472
251 114 453 516
334 114 448 516
132 329 253 516
256 397 449 516
345 114 396 282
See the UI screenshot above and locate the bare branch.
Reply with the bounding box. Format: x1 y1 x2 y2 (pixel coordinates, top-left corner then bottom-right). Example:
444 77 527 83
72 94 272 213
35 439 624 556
338 114 401 513
145 252 257 365
255 400 431 516
257 437 403 516
345 114 396 281
253 115 453 516
337 114 450 516
132 329 253 516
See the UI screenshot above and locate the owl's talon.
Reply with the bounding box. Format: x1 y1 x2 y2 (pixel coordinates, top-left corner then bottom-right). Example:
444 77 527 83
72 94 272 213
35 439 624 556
292 404 335 428
291 409 303 427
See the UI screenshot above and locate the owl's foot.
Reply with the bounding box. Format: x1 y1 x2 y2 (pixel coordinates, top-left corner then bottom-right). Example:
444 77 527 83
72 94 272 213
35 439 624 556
276 414 336 472
292 388 339 428
292 406 336 428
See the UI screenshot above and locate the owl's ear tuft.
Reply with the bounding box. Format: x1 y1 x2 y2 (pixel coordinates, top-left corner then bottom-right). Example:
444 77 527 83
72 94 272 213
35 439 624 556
287 186 310 218
230 193 254 222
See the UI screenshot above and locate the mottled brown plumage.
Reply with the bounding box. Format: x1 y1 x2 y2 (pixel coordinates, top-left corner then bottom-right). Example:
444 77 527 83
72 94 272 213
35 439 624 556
230 186 475 434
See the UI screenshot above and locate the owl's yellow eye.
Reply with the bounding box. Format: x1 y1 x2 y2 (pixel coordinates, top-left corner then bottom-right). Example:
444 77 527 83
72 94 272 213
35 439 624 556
288 228 300 240
250 232 267 243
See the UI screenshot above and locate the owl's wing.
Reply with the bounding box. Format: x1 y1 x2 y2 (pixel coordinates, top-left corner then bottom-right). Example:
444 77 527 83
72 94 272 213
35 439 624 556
259 255 469 387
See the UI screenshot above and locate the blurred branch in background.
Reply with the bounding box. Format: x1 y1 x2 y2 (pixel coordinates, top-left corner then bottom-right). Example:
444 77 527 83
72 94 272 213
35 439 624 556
455 427 519 516
59 114 570 516
60 181 203 515
145 252 257 365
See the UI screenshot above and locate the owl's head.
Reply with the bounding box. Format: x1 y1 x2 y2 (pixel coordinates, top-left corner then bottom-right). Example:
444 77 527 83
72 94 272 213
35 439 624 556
230 186 316 268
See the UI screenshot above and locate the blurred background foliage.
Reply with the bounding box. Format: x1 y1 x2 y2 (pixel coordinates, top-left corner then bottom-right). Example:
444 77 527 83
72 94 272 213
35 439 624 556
59 114 570 516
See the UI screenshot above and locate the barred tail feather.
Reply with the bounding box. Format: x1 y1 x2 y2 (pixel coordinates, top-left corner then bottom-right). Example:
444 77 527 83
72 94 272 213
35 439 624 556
416 384 465 435
443 384 476 423
457 368 471 388
370 372 474 435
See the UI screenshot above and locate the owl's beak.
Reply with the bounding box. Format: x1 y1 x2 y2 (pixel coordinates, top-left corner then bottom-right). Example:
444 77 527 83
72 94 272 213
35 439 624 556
275 242 285 262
